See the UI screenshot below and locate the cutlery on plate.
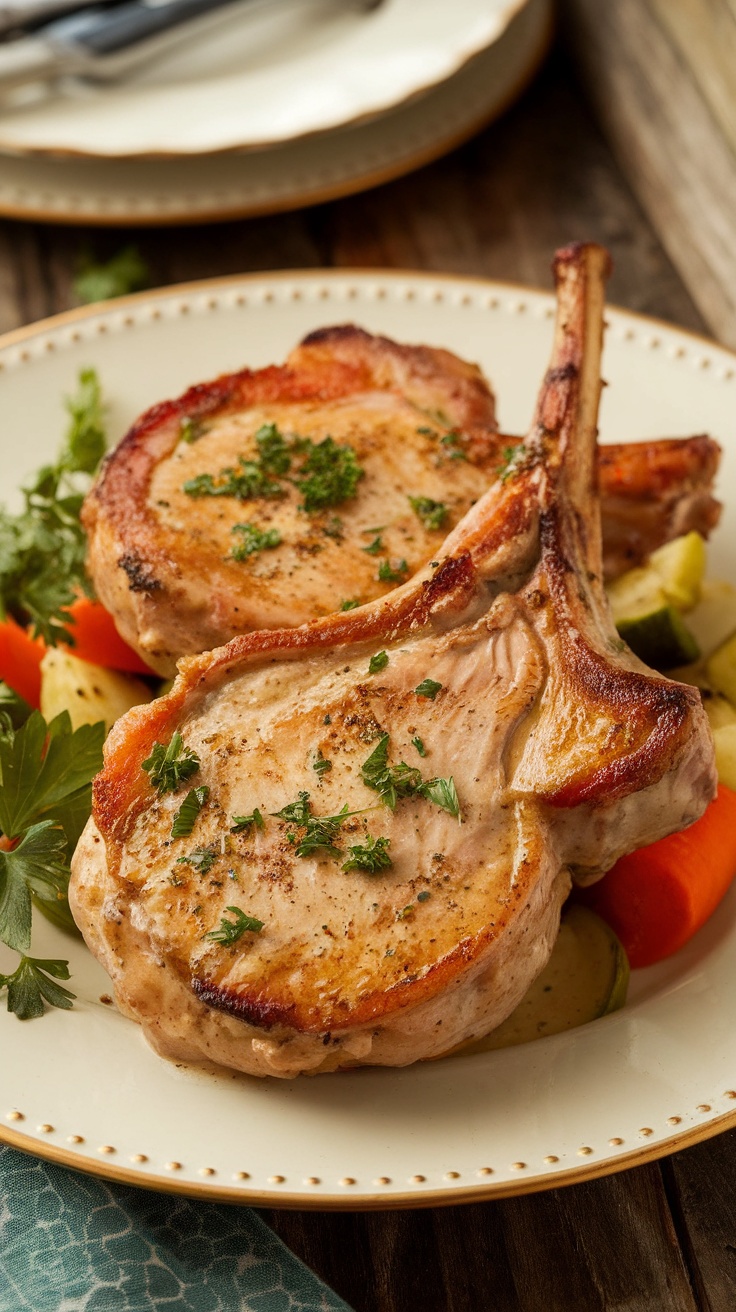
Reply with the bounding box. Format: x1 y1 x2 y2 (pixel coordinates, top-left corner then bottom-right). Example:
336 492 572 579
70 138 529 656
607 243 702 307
0 0 380 88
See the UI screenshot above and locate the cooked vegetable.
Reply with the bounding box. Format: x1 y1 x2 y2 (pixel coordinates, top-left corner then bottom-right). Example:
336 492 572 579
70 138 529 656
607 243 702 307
706 630 736 707
63 597 153 674
578 784 736 967
648 530 707 610
616 605 700 669
40 648 153 734
444 906 629 1055
0 618 44 707
712 726 736 791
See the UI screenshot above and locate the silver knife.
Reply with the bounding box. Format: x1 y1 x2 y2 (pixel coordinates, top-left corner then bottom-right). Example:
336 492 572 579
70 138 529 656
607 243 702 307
0 0 379 89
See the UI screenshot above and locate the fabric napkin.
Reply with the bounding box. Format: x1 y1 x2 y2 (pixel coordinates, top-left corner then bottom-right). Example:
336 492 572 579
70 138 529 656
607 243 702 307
0 1144 353 1312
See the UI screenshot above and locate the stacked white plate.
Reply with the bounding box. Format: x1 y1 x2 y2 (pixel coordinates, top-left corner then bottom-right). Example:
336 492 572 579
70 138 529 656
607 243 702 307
0 0 552 224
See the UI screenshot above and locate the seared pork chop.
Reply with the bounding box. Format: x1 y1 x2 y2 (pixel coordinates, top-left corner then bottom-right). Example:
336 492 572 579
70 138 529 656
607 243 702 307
70 244 716 1079
83 326 720 675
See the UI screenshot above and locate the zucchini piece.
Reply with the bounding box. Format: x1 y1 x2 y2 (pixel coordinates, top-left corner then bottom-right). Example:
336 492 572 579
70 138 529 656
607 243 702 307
446 905 629 1056
713 724 736 791
617 605 700 670
649 530 706 611
706 631 736 707
40 648 153 733
606 565 667 626
687 579 736 661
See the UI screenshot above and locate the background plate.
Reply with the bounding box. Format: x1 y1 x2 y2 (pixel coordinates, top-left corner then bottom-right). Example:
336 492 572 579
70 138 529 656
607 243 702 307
1 268 735 1209
0 0 550 225
0 0 526 159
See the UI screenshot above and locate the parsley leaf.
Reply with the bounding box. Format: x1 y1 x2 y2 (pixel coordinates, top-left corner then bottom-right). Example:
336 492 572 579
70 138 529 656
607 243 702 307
408 496 448 531
313 752 332 779
171 785 210 839
0 955 75 1019
73 245 149 304
231 522 282 560
412 736 427 757
205 906 264 944
440 431 468 461
272 791 311 826
368 651 389 675
362 535 383 556
0 683 32 732
180 416 206 444
340 599 360 612
360 734 422 810
0 710 104 841
273 792 358 859
255 423 292 475
176 846 218 875
415 678 442 700
497 443 529 483
378 558 408 584
418 776 461 820
0 822 68 953
183 458 284 502
230 809 265 834
292 436 363 513
142 732 200 794
342 835 392 874
0 369 106 645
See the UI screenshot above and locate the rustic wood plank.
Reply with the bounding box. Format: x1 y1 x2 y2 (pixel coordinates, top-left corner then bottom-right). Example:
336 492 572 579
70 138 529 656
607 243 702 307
663 1128 736 1312
562 0 736 347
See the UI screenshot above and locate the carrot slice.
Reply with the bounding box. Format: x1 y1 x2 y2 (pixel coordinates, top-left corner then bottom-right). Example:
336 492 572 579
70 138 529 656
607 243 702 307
578 784 736 967
0 617 45 707
64 598 154 675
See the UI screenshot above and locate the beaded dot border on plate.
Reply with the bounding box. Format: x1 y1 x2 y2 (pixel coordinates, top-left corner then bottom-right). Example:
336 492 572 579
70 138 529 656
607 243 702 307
1 272 735 1200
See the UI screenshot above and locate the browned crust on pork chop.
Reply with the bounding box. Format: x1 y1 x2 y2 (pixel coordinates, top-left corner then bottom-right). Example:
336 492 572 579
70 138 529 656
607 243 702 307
71 246 716 1078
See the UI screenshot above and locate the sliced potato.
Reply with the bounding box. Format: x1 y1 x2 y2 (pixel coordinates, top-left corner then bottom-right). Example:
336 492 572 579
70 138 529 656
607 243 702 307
40 648 153 733
649 530 706 611
442 905 629 1058
713 724 736 791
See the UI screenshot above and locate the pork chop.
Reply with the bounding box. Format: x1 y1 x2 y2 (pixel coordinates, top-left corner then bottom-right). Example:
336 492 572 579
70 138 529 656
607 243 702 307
70 244 717 1079
83 326 720 675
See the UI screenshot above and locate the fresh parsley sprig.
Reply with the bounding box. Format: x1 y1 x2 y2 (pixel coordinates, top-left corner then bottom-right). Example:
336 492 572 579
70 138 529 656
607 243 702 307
0 708 104 1019
408 496 448 531
0 369 106 646
171 785 210 839
342 835 392 874
360 734 461 819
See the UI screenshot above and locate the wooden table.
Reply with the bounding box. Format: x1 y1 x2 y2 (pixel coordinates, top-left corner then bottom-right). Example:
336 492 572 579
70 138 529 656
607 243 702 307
2 44 735 1312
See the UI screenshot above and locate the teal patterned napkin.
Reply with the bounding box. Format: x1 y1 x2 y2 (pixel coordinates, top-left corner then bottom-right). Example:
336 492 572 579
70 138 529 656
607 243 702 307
0 1145 353 1312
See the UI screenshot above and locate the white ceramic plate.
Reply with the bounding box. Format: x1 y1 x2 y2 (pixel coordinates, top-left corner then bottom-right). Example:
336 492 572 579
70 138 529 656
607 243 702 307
1 268 736 1210
0 0 551 225
0 0 527 159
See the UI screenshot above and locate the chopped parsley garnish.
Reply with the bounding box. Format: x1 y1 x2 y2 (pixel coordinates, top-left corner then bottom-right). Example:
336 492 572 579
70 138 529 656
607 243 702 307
368 651 389 675
360 734 461 819
497 443 530 483
408 496 448 531
396 905 414 920
323 715 332 725
0 707 104 1018
440 431 468 461
360 734 422 810
342 835 392 874
73 244 149 304
180 416 205 444
0 368 106 646
231 808 265 834
292 436 363 512
231 522 282 560
412 736 427 757
416 425 437 437
142 732 200 794
378 558 408 584
417 890 431 902
205 906 264 944
183 423 363 515
171 785 210 839
273 791 358 859
415 678 442 700
362 535 383 556
313 752 332 779
420 776 461 819
176 846 218 875
255 422 292 475
340 599 360 612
